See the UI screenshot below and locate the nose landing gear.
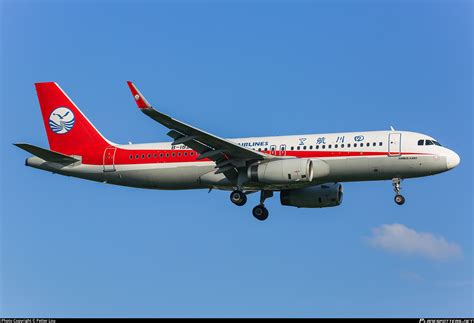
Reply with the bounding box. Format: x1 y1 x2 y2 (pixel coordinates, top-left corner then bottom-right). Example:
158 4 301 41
392 178 405 205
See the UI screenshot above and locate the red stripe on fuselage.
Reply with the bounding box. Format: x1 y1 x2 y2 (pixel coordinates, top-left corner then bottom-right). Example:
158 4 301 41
80 148 431 166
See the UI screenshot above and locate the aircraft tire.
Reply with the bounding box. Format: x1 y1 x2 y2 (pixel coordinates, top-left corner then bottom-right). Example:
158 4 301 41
230 190 247 206
252 205 269 221
394 194 405 205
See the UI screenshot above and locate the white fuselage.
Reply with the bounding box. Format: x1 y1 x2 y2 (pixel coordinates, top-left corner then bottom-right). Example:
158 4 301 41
26 130 460 191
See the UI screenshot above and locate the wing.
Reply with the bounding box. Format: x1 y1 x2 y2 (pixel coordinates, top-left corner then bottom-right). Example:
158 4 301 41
126 81 271 182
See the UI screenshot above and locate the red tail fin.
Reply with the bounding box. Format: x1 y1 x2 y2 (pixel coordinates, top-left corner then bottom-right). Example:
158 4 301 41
35 82 111 155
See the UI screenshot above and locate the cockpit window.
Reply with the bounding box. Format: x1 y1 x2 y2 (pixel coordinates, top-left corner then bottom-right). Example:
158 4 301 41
419 139 442 147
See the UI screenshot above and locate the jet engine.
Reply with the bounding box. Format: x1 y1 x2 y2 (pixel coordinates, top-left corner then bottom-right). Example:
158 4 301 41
247 158 330 185
248 158 314 184
280 183 343 208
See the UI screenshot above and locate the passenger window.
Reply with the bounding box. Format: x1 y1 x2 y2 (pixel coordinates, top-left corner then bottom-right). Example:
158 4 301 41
184 152 187 156
135 154 139 159
372 142 376 147
418 139 424 146
322 145 326 149
316 145 319 149
172 153 176 157
303 146 306 150
335 144 338 148
347 143 351 148
291 146 294 150
147 154 151 158
178 152 181 157
190 152 194 156
309 145 313 149
142 154 145 159
166 153 169 157
354 143 357 147
258 148 261 151
328 144 332 149
426 140 433 146
153 154 157 158
297 146 300 150
160 153 163 158
379 142 383 146
341 144 344 148
129 155 133 159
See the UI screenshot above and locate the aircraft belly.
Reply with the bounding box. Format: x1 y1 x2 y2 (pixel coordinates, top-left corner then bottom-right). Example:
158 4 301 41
35 162 216 190
116 164 215 189
319 157 370 182
320 155 448 183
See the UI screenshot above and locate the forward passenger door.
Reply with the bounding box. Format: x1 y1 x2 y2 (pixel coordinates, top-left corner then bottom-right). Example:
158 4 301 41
388 133 401 156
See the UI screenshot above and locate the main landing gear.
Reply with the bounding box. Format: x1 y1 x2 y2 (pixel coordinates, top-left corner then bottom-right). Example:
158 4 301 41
230 190 247 206
252 190 273 221
229 189 273 221
392 177 405 205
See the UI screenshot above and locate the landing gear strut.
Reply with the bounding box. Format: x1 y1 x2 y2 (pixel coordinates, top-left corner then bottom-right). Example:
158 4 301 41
252 190 273 221
392 178 405 205
230 190 247 206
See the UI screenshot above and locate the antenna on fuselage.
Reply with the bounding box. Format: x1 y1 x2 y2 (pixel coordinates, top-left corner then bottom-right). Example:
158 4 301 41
390 126 395 131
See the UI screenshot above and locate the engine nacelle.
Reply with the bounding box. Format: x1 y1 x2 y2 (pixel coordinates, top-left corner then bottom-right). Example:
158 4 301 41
248 158 314 184
280 183 343 208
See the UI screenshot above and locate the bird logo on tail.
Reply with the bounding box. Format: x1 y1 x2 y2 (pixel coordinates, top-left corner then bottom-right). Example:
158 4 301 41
49 107 75 134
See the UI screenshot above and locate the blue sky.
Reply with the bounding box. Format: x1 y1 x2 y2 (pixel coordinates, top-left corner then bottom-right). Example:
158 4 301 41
1 0 472 317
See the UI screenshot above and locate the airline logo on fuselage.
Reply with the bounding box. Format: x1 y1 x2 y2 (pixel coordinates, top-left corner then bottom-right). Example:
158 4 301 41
49 107 75 134
238 141 269 148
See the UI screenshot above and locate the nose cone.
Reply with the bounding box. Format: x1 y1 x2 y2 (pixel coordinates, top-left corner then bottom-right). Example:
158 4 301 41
446 150 460 170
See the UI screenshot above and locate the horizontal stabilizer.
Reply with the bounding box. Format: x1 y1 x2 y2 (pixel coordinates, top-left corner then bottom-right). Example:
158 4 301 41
14 143 80 164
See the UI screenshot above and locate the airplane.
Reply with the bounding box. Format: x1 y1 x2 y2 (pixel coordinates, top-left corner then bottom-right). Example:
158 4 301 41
15 82 461 221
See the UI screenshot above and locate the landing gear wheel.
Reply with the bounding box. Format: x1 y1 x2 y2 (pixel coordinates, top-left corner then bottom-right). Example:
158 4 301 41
252 205 269 221
392 178 405 206
230 190 247 206
394 194 405 205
